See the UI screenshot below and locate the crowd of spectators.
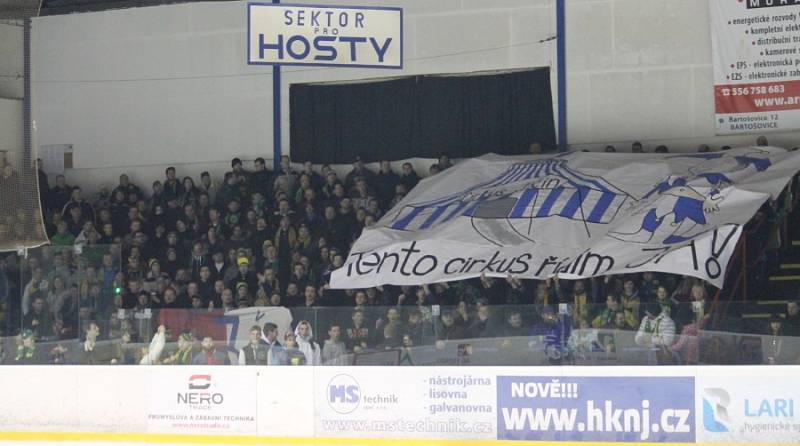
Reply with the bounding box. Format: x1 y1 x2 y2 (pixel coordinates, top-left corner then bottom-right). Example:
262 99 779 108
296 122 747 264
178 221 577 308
1 138 799 366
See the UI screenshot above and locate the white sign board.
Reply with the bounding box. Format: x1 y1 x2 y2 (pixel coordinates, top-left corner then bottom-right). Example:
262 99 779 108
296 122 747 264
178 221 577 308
710 0 800 134
2 365 800 444
314 367 496 440
248 3 403 68
697 367 800 443
331 149 800 289
146 368 258 435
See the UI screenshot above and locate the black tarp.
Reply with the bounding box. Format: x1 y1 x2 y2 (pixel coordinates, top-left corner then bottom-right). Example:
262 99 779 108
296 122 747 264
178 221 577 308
290 68 556 164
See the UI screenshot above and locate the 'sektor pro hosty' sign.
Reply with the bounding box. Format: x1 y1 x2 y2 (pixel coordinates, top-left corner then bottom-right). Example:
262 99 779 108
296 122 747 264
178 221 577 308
248 3 402 68
330 148 800 289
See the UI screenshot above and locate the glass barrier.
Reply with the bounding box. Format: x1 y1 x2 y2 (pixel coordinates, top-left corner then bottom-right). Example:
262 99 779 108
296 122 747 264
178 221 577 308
3 298 799 366
0 251 20 338
17 244 121 343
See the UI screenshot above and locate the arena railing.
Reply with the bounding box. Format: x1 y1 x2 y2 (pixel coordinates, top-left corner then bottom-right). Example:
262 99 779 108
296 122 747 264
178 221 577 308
3 300 798 366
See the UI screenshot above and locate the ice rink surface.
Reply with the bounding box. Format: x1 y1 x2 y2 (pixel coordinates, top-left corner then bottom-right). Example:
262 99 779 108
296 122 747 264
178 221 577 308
0 440 481 446
0 443 373 446
0 443 383 446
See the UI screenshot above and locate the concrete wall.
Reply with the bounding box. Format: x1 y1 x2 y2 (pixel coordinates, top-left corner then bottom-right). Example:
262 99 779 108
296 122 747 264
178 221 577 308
0 98 23 165
29 0 800 192
0 21 24 100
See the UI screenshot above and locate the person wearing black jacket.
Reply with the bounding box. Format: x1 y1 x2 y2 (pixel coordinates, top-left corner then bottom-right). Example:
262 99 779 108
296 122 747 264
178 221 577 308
403 308 429 347
22 295 52 340
62 187 96 224
249 158 273 199
112 174 141 202
163 167 184 201
466 300 501 339
437 311 467 343
373 160 399 208
36 159 49 216
785 301 799 337
399 162 420 191
49 175 73 215
188 241 210 280
227 256 257 292
300 161 325 191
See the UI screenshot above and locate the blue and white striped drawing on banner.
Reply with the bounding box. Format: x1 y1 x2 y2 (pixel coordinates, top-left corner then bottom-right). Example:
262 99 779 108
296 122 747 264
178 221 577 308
390 159 631 247
331 148 800 289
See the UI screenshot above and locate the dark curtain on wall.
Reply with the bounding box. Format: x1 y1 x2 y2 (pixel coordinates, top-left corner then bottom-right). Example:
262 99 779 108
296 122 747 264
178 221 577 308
290 68 555 164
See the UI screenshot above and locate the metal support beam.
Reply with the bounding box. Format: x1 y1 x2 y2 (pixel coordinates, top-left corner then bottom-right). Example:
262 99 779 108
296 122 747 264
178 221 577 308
556 0 567 152
272 0 282 170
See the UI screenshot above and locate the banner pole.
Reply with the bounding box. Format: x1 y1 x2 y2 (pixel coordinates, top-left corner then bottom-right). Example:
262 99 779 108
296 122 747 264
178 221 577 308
556 0 567 153
272 0 282 171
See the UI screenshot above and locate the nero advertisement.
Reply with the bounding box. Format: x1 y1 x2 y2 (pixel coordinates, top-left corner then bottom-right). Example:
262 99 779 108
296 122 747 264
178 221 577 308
248 3 402 68
497 376 695 443
698 368 800 443
314 368 495 440
146 369 257 435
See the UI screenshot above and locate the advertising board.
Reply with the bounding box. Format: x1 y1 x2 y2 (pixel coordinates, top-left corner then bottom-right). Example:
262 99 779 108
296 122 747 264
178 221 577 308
248 3 402 68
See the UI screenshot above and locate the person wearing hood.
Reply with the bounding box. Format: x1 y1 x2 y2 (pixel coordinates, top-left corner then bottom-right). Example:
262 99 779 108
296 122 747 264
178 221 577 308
635 303 676 348
294 320 321 366
635 303 677 365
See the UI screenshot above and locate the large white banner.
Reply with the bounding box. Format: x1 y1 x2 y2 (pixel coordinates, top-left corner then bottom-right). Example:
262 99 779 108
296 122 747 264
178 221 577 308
248 3 402 68
331 148 800 289
710 0 800 134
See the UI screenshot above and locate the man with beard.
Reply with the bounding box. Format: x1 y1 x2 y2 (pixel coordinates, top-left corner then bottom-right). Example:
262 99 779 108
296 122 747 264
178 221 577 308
192 335 230 365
